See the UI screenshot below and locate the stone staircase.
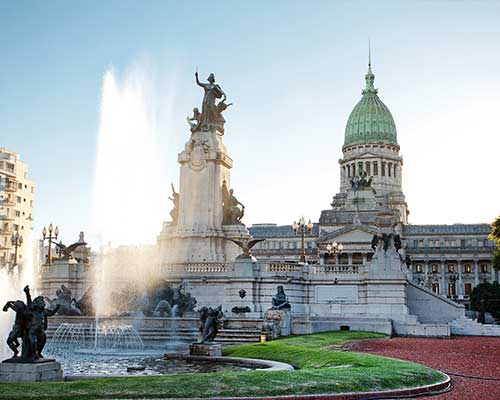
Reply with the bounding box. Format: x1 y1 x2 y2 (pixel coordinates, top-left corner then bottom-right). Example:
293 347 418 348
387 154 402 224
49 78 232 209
449 317 500 336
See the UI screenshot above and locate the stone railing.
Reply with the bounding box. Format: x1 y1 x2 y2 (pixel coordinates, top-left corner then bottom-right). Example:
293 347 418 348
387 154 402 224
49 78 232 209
313 264 360 274
265 262 303 273
163 263 228 274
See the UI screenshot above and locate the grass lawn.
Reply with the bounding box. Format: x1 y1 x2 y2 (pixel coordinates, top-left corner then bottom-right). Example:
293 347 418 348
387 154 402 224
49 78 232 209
0 331 446 399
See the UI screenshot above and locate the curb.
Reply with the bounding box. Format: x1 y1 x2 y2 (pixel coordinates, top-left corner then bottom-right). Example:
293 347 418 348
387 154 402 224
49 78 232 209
112 374 451 400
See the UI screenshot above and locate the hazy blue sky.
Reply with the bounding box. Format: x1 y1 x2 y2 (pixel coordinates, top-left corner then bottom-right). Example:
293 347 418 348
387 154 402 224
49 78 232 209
1 1 499 246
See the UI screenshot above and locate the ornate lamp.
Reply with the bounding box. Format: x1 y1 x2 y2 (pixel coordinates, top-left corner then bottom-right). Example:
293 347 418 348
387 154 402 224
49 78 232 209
10 231 23 268
293 217 313 263
42 223 59 265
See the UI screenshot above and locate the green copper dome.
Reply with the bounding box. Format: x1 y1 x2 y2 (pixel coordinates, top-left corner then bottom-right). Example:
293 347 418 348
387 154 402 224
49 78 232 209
344 64 398 147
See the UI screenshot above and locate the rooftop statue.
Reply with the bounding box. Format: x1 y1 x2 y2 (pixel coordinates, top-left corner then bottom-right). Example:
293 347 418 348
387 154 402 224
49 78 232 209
350 170 373 194
222 180 245 225
191 71 232 134
2 285 59 363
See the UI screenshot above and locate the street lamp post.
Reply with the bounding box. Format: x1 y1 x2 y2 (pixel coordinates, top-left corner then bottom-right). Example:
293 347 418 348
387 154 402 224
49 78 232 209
293 217 313 264
10 231 23 270
326 242 344 265
42 223 59 265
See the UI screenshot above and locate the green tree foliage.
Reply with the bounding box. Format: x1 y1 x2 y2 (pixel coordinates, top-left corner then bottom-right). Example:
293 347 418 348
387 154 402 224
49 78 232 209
490 215 500 274
470 281 500 320
490 215 500 245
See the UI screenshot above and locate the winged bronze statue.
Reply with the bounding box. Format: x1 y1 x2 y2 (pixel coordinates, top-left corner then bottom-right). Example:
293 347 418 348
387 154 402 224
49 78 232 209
54 240 87 261
228 238 265 259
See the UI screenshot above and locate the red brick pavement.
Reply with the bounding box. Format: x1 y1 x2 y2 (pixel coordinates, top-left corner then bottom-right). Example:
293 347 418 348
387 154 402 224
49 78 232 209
349 336 500 400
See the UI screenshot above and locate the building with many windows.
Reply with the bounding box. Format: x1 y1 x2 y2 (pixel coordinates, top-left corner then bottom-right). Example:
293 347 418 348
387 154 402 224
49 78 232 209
249 62 497 307
0 147 35 268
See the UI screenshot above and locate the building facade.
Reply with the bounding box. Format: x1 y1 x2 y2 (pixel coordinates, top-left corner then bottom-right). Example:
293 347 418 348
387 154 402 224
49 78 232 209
249 63 497 307
0 147 35 268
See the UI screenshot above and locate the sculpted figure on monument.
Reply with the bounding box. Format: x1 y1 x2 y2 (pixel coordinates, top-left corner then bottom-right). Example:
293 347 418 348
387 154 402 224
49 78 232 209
350 170 373 194
271 285 291 310
169 183 179 224
222 180 245 225
186 107 201 132
54 239 87 261
48 285 82 316
228 238 265 259
2 285 59 362
194 71 231 134
198 305 223 343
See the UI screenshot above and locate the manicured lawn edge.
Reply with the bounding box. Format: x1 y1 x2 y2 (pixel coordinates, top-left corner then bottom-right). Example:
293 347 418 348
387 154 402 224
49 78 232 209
0 331 448 400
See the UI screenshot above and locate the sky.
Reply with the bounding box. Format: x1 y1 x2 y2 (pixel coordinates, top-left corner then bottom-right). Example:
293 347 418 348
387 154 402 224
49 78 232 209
1 0 499 247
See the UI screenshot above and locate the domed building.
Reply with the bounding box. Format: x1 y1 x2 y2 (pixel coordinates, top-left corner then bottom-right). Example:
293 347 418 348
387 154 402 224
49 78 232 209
250 59 497 306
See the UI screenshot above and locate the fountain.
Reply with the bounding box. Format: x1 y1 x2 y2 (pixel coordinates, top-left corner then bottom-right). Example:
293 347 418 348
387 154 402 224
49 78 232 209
46 323 144 355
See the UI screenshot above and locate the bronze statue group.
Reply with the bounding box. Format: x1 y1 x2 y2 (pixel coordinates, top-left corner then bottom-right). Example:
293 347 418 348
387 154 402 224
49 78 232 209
2 286 59 363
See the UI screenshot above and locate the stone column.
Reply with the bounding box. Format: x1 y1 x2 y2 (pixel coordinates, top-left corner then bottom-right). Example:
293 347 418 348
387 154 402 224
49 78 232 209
424 260 429 287
348 253 353 266
335 254 340 265
362 253 367 265
319 252 325 265
473 259 479 285
440 259 446 296
457 259 464 297
491 264 496 282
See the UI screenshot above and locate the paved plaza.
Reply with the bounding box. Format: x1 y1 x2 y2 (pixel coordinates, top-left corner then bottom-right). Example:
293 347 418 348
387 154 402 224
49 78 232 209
350 336 500 400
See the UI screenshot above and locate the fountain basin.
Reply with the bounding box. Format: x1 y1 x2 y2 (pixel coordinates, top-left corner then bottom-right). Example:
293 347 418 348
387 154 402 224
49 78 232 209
58 353 292 379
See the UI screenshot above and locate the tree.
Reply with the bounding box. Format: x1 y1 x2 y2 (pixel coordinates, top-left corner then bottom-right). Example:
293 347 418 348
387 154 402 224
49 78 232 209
490 215 500 275
469 281 500 320
490 215 500 245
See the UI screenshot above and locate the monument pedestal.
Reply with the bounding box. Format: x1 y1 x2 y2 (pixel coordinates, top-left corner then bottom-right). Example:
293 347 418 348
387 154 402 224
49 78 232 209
264 309 292 337
0 361 63 382
189 343 222 357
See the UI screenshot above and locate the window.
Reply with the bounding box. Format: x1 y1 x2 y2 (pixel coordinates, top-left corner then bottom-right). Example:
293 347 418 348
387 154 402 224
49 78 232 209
373 163 378 175
366 162 371 175
464 283 472 296
415 264 423 273
388 163 392 177
347 165 350 178
16 196 21 203
448 264 455 273
435 240 440 247
418 240 424 248
381 162 386 176
393 165 397 178
481 264 488 273
464 264 472 273
14 210 20 217
432 264 439 273
448 282 456 296
18 183 22 189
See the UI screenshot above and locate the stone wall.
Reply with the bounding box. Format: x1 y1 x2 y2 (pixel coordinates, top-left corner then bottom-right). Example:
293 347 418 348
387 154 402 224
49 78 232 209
406 281 465 323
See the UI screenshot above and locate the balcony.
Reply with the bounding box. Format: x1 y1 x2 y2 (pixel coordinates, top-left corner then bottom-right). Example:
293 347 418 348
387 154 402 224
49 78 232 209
0 243 12 250
0 227 12 236
4 180 18 192
1 197 16 207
